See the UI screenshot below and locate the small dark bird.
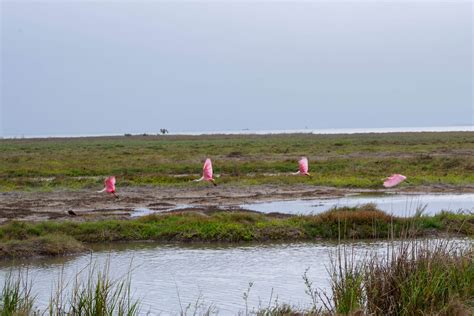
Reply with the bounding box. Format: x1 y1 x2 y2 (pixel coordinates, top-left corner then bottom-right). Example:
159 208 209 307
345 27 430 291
67 210 77 216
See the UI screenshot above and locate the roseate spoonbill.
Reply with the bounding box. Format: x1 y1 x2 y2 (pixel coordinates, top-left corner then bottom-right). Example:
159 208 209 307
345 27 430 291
383 174 406 188
293 157 310 176
193 158 217 186
97 176 119 198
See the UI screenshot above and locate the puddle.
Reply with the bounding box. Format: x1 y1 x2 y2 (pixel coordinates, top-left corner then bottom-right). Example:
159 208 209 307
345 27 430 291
130 207 158 217
130 204 196 217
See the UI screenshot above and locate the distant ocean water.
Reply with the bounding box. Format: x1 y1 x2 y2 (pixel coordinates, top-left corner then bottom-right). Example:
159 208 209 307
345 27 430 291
2 125 473 139
174 125 474 136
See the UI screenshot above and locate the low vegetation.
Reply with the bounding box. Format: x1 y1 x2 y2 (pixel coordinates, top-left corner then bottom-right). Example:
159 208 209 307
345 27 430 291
0 234 86 258
257 240 474 315
359 242 473 315
1 262 139 315
1 132 473 190
0 271 33 316
0 205 472 258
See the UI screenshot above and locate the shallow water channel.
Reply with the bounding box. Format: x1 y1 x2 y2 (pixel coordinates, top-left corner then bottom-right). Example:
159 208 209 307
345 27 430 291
0 239 472 314
131 193 474 218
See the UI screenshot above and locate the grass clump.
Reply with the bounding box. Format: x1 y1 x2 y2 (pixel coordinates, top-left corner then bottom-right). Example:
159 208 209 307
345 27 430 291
322 240 474 316
49 262 140 316
363 241 474 315
0 234 86 258
0 271 34 316
253 240 474 315
1 261 140 316
330 249 364 314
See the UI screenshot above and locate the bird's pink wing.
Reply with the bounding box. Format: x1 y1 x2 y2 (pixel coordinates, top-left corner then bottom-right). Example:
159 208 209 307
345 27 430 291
105 176 116 192
383 174 406 188
299 157 308 174
203 158 213 180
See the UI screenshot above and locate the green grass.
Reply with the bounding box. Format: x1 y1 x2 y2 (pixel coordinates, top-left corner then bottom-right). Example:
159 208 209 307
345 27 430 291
1 132 473 190
327 240 474 316
256 240 474 315
0 206 472 258
1 261 139 316
54 263 140 316
0 271 34 316
0 234 86 258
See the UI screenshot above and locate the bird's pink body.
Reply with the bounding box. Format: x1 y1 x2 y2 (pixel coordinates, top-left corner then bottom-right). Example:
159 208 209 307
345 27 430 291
202 158 214 181
193 158 217 186
105 176 116 193
97 176 118 198
298 157 309 175
383 174 406 188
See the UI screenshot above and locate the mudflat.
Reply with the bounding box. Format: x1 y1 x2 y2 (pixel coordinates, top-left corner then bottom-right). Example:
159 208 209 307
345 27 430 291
1 184 473 223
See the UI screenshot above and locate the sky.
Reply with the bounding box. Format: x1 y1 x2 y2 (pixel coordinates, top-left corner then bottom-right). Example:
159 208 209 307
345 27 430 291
1 0 473 137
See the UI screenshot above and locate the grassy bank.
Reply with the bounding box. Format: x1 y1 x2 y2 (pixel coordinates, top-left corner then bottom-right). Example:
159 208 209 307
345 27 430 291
1 132 473 191
0 205 472 258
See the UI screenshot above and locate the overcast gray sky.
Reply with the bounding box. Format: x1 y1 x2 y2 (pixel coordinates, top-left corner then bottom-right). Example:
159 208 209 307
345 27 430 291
1 1 472 137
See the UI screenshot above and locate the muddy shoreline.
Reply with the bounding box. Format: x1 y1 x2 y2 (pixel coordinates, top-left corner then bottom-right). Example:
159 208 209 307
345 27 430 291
1 184 473 223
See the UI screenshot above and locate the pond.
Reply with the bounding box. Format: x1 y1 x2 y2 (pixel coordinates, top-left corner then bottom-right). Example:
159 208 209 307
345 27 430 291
0 239 471 314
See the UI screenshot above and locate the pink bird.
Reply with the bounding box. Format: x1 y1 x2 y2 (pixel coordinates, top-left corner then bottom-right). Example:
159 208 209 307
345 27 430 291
193 158 217 186
383 174 407 188
293 157 310 176
97 176 119 198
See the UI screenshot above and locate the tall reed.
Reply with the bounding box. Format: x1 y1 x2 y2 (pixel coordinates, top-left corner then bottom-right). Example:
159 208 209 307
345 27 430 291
327 239 473 315
0 261 140 316
48 260 140 316
0 270 34 316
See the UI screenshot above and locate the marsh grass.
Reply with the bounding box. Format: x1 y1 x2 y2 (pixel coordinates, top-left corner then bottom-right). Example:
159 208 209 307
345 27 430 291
0 206 472 258
0 270 34 316
362 240 473 315
1 260 140 316
329 247 364 314
0 234 86 258
322 239 474 316
52 261 140 316
1 132 473 190
253 239 473 315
